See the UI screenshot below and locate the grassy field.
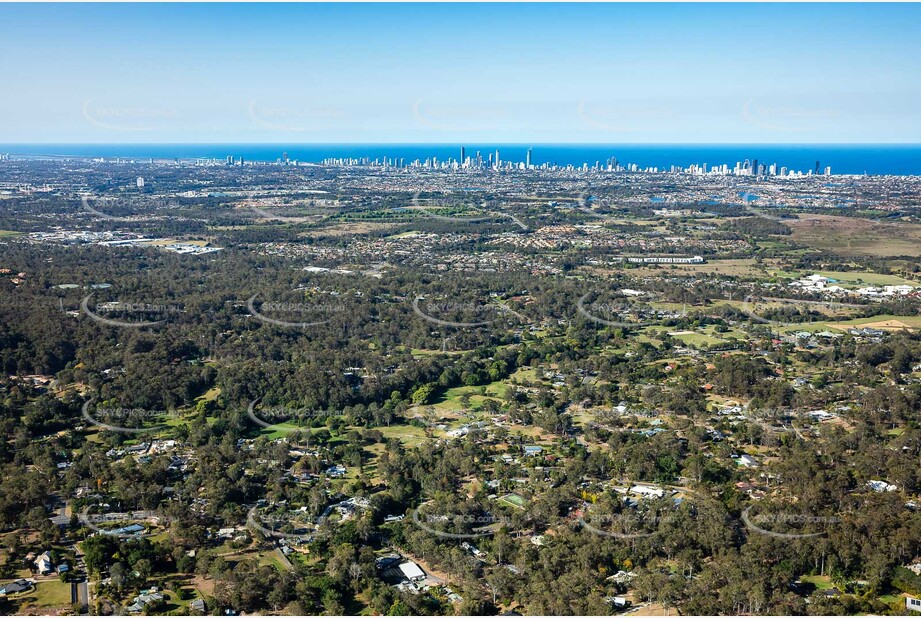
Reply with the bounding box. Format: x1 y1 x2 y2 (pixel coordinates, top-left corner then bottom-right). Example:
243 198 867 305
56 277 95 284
824 314 921 330
786 215 921 257
375 424 429 447
248 410 430 452
304 222 399 237
773 314 921 333
195 386 221 402
878 593 905 605
11 578 74 612
430 381 507 413
251 420 305 440
507 367 540 383
799 574 835 590
258 550 288 571
666 331 726 347
663 324 748 348
0 230 23 237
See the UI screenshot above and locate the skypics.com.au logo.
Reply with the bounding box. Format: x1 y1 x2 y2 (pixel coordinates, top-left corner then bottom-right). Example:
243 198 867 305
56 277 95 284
410 502 515 540
244 191 339 223
248 101 343 133
81 99 176 133
81 294 180 328
81 399 178 434
78 508 166 539
577 291 688 329
573 191 622 220
410 192 529 231
246 293 348 329
80 195 179 222
412 295 529 329
247 506 316 540
579 509 679 539
742 505 840 540
247 398 344 433
740 295 865 329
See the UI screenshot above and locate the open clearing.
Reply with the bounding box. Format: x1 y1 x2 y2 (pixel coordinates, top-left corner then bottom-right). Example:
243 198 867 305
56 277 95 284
826 316 921 330
772 314 921 333
303 222 399 237
786 214 921 257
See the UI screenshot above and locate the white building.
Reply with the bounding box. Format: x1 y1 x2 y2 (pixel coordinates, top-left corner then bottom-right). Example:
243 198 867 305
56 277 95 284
399 561 426 581
631 484 665 498
34 551 52 575
867 480 898 493
626 256 704 264
737 454 759 467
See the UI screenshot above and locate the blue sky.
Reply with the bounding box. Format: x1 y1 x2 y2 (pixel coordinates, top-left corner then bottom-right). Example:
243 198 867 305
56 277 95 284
1 3 918 143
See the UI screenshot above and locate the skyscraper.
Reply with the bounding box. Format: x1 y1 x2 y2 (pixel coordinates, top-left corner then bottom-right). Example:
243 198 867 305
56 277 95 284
526 147 532 168
460 146 465 163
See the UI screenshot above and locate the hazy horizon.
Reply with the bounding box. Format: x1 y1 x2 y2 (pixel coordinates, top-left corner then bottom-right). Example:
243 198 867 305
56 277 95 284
1 3 919 144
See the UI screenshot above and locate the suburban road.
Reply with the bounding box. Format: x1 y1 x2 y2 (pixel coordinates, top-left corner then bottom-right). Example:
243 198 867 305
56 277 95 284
56 500 90 613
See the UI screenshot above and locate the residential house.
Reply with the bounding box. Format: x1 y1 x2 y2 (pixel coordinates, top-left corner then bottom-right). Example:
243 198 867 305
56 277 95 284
0 579 34 596
127 589 164 613
737 454 759 467
112 523 145 536
867 480 898 493
631 484 665 498
34 551 53 575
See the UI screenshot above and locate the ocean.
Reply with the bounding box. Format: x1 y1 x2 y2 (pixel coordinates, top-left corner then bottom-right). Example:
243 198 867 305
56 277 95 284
1 144 919 176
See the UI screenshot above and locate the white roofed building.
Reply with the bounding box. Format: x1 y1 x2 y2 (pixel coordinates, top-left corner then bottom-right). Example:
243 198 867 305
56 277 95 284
399 561 426 581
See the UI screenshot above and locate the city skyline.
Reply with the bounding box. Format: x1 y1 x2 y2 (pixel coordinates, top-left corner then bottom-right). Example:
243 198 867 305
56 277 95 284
1 3 919 144
5 142 919 174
